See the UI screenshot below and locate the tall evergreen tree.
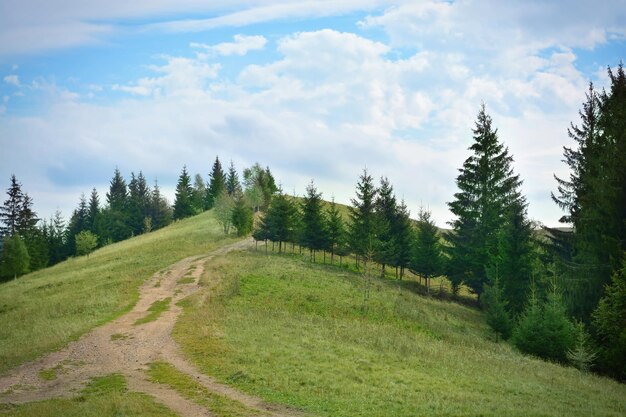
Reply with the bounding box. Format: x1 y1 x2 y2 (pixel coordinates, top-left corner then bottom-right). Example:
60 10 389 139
226 161 242 196
300 181 327 261
258 189 297 253
173 166 195 220
394 199 413 279
493 199 535 316
67 194 91 253
148 180 172 229
86 188 101 234
447 105 523 299
348 169 377 267
326 198 346 265
106 168 128 212
0 175 25 237
374 177 397 275
46 210 66 264
411 208 443 293
206 157 226 210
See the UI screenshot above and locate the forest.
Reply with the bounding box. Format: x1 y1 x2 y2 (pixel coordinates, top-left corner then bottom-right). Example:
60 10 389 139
0 65 624 382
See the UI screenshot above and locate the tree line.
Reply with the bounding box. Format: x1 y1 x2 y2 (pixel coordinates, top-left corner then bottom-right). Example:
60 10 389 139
0 158 276 279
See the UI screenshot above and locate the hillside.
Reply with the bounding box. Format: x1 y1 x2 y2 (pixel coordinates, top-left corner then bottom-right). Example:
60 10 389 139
0 211 624 417
174 249 626 417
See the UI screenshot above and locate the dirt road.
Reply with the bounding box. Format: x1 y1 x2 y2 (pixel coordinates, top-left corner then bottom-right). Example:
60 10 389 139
0 239 301 417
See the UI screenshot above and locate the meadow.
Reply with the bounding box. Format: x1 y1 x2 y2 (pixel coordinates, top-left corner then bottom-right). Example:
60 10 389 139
0 211 237 374
174 250 626 417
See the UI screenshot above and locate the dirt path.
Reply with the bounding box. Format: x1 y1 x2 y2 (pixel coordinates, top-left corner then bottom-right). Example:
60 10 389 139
0 239 302 417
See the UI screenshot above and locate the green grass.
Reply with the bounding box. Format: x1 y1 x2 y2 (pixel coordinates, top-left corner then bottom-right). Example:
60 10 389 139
174 250 626 417
0 210 239 374
0 374 178 417
177 277 195 284
134 298 172 325
38 367 58 381
147 361 257 417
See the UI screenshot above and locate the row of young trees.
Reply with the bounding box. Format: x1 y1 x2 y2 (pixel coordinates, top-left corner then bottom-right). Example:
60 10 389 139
251 177 444 291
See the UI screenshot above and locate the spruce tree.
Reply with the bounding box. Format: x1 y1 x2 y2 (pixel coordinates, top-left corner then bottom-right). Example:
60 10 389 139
206 157 226 210
173 166 195 220
482 273 513 342
411 208 443 293
261 189 297 253
148 180 172 230
494 199 535 316
447 105 523 299
374 177 397 275
106 168 128 213
394 199 413 279
226 161 242 196
66 194 89 254
46 210 66 264
0 175 25 237
348 169 377 268
86 188 100 234
300 181 327 261
593 257 626 380
326 198 346 265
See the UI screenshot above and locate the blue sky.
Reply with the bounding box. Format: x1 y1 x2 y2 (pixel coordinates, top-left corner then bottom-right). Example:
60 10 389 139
1 0 625 227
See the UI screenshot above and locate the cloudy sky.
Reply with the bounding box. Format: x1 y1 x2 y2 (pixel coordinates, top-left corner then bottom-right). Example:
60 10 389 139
0 1 624 227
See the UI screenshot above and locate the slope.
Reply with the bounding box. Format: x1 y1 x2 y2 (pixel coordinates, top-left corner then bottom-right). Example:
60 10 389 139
0 210 239 374
174 250 626 417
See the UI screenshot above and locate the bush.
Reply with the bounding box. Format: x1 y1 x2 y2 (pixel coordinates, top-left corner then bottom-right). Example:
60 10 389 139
75 230 98 257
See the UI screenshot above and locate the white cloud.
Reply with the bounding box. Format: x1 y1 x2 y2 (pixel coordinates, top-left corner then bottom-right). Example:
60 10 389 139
191 34 267 56
3 74 20 86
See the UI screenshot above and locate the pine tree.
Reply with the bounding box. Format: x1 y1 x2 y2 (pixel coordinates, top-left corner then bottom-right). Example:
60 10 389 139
592 256 626 380
206 157 226 210
326 198 346 265
86 188 100 234
394 199 413 279
512 285 576 363
0 234 30 279
482 273 513 342
260 189 297 253
300 181 327 262
66 194 89 254
128 172 151 235
106 168 128 213
447 104 523 299
148 180 172 230
411 208 443 293
494 199 535 316
173 166 195 220
374 177 397 275
46 210 67 264
348 169 377 268
0 175 25 237
226 161 242 196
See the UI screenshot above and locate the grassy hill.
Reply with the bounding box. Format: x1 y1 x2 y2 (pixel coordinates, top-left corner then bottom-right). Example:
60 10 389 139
1 211 625 417
0 211 238 374
174 249 626 417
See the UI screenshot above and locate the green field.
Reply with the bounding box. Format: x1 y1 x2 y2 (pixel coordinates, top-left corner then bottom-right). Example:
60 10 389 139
0 211 237 374
174 250 626 417
1 211 625 416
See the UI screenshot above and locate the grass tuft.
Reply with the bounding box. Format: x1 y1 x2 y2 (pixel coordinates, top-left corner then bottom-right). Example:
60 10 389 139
134 298 171 325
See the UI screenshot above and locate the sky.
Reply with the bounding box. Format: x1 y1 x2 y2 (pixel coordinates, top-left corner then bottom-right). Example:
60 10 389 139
0 0 625 228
